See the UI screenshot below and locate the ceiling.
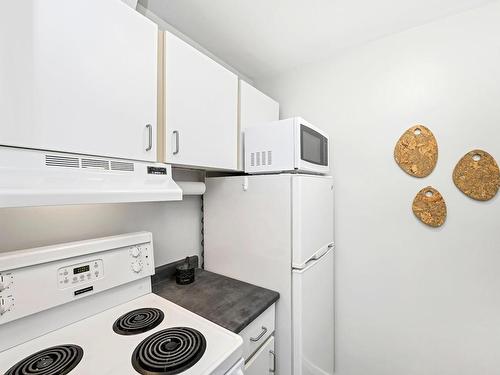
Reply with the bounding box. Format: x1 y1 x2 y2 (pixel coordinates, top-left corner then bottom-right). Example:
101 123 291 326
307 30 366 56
139 0 493 79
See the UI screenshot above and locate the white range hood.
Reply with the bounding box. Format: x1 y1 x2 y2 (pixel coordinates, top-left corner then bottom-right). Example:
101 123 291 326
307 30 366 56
0 146 182 208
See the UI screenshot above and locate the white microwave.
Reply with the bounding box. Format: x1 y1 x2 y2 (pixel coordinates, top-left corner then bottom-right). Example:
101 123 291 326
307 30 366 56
244 117 329 174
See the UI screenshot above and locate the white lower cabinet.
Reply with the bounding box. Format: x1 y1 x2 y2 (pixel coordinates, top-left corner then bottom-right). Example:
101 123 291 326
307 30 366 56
244 336 275 375
239 304 276 374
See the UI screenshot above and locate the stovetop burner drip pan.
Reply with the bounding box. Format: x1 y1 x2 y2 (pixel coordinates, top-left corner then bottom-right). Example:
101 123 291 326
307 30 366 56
132 327 207 375
4 344 83 375
113 308 165 336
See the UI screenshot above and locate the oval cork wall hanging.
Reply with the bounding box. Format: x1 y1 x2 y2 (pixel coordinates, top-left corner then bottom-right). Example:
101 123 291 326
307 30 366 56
394 125 438 178
412 186 447 227
453 149 499 201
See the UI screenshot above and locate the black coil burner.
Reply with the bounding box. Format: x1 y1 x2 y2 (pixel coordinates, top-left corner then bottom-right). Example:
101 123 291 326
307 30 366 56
113 308 165 336
132 327 207 375
5 344 83 375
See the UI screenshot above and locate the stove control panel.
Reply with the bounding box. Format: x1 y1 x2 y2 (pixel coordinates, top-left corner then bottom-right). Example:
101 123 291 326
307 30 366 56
58 260 103 289
129 244 151 275
0 233 155 326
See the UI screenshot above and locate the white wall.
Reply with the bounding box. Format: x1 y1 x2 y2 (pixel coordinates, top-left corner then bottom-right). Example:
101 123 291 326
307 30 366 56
136 3 253 83
257 3 500 375
0 170 203 266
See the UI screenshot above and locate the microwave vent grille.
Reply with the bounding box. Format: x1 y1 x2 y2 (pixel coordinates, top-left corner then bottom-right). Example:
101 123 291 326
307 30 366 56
249 151 272 167
82 158 110 170
45 155 80 168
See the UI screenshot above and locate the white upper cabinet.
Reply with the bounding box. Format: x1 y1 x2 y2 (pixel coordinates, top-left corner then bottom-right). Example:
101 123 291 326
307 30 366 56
239 81 279 170
0 0 158 162
163 31 238 170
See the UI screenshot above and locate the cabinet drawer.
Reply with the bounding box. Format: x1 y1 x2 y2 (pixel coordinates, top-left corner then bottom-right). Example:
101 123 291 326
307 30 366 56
239 304 275 361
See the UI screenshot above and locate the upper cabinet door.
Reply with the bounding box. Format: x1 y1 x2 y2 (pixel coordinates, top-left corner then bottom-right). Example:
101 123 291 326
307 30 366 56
0 0 158 162
239 81 279 170
164 32 238 170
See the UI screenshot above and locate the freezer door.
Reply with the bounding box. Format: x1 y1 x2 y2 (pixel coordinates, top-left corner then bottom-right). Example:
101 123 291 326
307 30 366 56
292 175 334 268
292 248 334 375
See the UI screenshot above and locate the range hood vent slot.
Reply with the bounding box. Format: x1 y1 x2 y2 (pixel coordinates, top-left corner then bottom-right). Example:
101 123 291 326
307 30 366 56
45 155 135 172
82 158 110 170
111 161 135 172
45 155 80 168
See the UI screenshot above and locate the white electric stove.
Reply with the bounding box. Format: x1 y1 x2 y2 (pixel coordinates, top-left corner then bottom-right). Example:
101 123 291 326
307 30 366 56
0 232 244 375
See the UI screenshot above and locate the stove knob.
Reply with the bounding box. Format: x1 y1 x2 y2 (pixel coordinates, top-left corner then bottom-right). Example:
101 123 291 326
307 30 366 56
0 275 11 292
131 247 141 258
132 261 143 273
0 296 13 315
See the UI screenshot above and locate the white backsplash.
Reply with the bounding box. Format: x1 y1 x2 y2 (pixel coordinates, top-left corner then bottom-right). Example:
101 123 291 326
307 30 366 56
0 169 204 267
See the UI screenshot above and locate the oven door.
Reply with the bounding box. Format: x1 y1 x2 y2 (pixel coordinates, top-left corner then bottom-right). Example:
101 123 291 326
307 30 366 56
295 120 329 174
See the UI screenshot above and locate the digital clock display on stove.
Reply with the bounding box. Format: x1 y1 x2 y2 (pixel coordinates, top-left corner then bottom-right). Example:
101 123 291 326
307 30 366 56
73 265 90 274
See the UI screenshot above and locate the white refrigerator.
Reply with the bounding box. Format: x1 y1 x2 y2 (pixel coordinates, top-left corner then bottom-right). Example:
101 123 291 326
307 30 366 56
204 174 334 375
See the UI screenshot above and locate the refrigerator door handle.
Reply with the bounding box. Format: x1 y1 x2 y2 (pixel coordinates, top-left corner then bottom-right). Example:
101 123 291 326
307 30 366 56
292 242 334 270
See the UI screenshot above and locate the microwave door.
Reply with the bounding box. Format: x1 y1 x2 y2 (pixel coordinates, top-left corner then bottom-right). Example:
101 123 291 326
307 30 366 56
298 124 329 173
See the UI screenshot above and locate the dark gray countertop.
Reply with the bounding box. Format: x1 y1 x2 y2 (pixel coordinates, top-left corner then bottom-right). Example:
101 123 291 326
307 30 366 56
152 258 279 334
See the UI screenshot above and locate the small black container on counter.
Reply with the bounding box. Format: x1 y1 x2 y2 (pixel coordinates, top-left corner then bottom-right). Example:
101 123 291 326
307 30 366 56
176 257 195 285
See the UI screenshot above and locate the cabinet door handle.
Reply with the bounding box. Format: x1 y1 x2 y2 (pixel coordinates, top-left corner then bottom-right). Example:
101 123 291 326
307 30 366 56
145 124 153 151
250 326 267 342
270 350 276 373
172 130 180 155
